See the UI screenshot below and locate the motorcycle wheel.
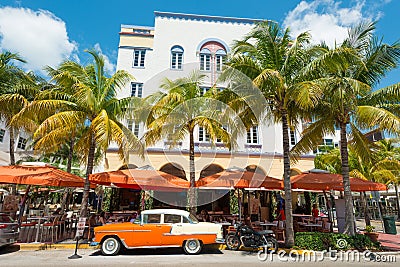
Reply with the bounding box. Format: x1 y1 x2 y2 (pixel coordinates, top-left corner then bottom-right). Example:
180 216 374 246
263 236 278 253
225 234 240 250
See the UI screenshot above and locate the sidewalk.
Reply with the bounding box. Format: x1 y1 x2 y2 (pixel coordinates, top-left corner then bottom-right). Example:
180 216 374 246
378 233 400 251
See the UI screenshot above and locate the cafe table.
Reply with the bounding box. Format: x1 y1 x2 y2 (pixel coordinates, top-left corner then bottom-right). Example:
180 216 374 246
303 223 323 232
259 222 278 230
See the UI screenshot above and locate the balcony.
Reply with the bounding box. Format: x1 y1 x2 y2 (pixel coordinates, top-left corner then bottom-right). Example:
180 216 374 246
244 144 262 153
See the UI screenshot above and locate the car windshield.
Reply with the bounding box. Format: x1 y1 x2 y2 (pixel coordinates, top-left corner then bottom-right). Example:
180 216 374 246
188 213 199 224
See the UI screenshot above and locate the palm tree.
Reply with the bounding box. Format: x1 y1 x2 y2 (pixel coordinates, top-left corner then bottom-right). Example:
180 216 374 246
18 49 143 217
0 54 44 195
292 22 400 235
0 52 27 169
144 71 236 214
218 21 321 247
374 139 400 219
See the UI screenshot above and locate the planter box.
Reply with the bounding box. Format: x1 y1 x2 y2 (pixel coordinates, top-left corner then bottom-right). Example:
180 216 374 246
364 232 379 242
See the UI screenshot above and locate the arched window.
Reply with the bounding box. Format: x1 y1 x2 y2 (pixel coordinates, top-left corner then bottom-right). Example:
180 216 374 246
215 49 227 71
171 45 184 70
199 48 211 71
198 40 227 73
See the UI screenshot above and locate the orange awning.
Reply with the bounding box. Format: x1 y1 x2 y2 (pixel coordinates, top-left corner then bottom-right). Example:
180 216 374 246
196 170 283 190
291 172 387 192
0 164 85 187
89 169 189 191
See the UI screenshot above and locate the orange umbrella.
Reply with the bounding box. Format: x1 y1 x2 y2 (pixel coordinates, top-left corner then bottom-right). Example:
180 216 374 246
0 164 85 187
291 172 387 192
196 170 283 190
89 169 189 191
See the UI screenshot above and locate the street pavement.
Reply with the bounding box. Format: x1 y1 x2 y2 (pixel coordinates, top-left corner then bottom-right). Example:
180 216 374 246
0 245 398 267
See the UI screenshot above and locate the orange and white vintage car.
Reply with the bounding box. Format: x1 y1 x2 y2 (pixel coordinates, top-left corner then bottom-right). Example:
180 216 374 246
93 209 224 255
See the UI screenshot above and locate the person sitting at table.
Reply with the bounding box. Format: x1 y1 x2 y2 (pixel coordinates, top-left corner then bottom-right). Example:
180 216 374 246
88 214 98 240
276 203 286 221
312 204 320 218
98 211 107 225
52 207 62 216
199 209 210 222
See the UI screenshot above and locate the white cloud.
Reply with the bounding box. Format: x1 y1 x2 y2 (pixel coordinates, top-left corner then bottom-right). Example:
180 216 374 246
283 0 389 47
0 7 77 74
94 43 116 75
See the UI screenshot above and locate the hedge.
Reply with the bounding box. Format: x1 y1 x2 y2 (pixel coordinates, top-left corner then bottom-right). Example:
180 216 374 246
294 232 381 251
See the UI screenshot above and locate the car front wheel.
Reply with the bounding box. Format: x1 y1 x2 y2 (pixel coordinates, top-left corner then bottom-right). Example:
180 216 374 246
101 236 121 256
183 239 202 255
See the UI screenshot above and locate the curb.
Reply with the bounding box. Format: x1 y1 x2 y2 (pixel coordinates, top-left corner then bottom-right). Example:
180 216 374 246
17 243 400 255
18 243 99 251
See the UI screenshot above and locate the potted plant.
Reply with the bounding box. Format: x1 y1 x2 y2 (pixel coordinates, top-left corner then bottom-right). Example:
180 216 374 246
364 225 379 242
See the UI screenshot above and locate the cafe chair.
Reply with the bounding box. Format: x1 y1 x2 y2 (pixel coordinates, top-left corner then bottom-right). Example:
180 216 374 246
41 215 60 243
320 222 332 233
272 221 285 242
19 216 37 243
293 221 306 233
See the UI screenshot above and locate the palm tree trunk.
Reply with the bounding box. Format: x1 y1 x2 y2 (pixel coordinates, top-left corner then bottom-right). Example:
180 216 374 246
188 128 196 214
304 191 311 215
61 136 75 213
281 109 294 247
9 128 17 195
80 133 96 218
395 184 400 220
339 122 355 236
362 192 371 226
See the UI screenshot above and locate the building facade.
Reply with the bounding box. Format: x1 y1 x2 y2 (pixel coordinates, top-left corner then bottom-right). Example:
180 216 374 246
0 121 30 165
106 11 333 178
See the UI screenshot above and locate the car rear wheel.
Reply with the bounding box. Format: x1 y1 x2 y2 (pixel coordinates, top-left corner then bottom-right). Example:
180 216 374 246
101 236 121 256
183 239 202 255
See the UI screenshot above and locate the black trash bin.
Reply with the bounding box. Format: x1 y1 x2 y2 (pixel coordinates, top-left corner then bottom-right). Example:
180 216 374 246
382 216 397 235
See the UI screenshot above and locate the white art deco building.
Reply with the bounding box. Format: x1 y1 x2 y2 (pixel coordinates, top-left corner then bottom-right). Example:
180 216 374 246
106 11 341 179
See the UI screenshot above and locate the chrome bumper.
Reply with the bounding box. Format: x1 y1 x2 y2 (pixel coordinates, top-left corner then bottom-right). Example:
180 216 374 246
215 238 225 244
89 241 99 246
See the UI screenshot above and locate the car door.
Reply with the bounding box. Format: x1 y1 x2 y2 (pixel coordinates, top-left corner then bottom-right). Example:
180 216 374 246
141 213 165 246
161 214 183 246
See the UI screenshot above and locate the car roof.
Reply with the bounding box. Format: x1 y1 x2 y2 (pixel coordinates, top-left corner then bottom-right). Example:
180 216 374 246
141 209 190 217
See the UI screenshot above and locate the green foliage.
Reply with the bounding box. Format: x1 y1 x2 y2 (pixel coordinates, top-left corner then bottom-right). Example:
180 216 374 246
295 232 380 251
102 187 112 212
365 225 375 233
229 190 238 215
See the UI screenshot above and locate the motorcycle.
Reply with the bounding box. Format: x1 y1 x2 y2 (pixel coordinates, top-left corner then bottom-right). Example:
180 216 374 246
225 222 278 252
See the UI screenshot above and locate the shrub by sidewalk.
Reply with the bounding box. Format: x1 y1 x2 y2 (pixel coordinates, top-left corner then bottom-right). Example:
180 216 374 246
294 232 381 251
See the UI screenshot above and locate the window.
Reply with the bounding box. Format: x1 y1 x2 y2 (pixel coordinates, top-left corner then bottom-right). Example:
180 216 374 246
324 139 333 146
131 82 143 98
290 128 296 146
246 125 258 144
199 127 210 142
216 125 227 143
200 87 210 96
17 137 27 149
215 49 226 71
142 214 161 224
133 49 146 67
171 46 183 70
0 129 5 143
199 48 211 71
164 214 182 223
127 120 140 137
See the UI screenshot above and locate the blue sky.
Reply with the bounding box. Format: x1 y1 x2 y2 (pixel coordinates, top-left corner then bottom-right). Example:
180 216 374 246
0 0 399 89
